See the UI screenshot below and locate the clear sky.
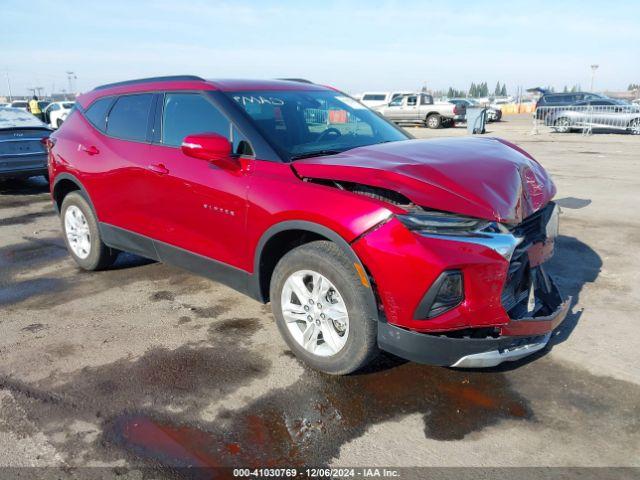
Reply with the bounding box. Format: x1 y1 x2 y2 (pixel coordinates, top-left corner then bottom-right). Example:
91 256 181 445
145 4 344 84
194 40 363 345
1 0 639 97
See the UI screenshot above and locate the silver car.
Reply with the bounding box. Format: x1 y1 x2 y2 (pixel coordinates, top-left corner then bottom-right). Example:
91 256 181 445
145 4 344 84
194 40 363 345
545 99 640 134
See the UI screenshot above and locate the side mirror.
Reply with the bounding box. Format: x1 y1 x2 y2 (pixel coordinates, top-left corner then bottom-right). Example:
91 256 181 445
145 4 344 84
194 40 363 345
181 133 238 170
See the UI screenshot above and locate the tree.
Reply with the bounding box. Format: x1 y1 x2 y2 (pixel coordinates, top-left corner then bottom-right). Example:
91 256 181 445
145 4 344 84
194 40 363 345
563 85 568 93
494 82 501 96
469 82 476 97
501 84 507 96
481 82 489 97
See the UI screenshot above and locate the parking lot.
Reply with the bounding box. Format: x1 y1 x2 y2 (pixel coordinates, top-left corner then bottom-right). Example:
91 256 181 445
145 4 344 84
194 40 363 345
1 114 639 474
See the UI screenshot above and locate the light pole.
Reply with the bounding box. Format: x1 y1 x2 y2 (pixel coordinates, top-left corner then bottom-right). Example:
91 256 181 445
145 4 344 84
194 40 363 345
66 71 77 96
5 68 12 101
590 64 599 92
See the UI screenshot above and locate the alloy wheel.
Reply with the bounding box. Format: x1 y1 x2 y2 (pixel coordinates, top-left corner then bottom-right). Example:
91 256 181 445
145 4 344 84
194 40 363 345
280 270 349 357
65 205 91 259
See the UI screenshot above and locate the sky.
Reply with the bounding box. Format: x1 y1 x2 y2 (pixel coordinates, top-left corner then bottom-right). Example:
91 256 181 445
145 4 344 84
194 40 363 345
1 0 639 97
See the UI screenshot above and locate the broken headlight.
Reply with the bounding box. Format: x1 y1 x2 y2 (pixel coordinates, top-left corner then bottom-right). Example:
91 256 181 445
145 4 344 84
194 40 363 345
396 211 490 236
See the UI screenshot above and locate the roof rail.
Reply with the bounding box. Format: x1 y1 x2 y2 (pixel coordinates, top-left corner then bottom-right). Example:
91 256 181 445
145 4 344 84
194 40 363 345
94 75 206 91
276 78 314 84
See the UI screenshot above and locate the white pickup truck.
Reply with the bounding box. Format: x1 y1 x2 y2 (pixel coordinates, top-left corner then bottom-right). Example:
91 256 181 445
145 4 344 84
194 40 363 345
373 93 464 128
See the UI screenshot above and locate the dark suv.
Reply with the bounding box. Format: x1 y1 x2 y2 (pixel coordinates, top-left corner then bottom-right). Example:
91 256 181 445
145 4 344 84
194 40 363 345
48 76 568 374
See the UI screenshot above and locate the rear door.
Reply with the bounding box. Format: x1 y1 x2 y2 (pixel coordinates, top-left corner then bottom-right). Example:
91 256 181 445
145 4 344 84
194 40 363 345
84 93 159 238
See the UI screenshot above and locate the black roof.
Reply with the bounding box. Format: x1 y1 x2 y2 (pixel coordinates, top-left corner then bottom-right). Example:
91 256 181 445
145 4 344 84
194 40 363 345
94 75 205 91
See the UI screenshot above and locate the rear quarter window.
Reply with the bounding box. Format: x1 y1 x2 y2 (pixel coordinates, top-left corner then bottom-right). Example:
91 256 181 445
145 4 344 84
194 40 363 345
84 97 114 131
106 94 154 142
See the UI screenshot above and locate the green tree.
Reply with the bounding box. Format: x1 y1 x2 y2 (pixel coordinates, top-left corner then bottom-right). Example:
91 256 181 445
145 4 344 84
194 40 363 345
500 84 507 96
494 82 501 96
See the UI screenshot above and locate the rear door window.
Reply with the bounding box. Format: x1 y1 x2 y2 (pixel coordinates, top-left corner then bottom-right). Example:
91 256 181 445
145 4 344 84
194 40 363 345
106 94 154 141
161 93 230 147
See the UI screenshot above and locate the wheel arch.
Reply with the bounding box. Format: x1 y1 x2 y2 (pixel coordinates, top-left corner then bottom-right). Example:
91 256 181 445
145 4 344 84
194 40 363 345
251 221 376 307
52 173 95 214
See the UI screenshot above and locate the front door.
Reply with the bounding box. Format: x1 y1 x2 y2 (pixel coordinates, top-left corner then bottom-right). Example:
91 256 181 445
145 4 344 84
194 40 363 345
146 91 251 270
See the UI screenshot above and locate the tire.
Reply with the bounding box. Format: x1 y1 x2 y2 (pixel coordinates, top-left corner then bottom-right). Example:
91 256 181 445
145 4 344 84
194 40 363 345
425 114 442 129
270 241 378 375
554 117 571 133
628 118 640 135
60 191 118 270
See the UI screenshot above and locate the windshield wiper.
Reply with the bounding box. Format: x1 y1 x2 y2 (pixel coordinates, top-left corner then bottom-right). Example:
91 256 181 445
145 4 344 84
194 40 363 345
290 150 342 161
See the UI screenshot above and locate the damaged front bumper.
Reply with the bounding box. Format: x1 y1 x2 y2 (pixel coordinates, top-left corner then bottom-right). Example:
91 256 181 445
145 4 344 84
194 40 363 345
378 272 571 368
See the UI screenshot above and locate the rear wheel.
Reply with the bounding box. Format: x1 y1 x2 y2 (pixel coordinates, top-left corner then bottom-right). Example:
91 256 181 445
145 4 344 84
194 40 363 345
426 114 442 129
60 191 118 270
628 118 640 135
554 117 571 133
270 241 378 375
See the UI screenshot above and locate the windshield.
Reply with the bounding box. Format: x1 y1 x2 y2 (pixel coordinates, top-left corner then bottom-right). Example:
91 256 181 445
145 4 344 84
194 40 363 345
227 90 408 160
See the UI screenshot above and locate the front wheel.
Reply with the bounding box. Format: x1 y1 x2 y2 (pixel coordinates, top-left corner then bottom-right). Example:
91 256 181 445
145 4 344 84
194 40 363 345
270 241 378 375
554 117 571 133
426 114 442 129
628 118 640 135
60 191 118 270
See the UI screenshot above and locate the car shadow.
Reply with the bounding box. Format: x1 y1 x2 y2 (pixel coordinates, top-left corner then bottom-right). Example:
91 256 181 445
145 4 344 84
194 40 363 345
0 176 49 195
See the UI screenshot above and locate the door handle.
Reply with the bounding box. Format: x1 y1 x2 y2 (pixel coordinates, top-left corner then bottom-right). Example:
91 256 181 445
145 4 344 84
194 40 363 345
81 145 99 155
148 163 169 175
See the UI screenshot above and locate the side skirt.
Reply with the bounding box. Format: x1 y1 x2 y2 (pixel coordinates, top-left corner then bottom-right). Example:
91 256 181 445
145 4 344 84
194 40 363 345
99 223 257 300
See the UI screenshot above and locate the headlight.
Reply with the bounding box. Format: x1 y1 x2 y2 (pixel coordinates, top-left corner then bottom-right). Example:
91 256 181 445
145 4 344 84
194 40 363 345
396 211 490 236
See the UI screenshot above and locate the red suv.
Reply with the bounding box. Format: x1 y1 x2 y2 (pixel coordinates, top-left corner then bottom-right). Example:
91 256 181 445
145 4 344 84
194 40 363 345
48 76 569 374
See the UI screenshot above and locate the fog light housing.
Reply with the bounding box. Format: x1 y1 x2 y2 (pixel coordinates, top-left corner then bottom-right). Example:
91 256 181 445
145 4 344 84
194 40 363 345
414 270 464 319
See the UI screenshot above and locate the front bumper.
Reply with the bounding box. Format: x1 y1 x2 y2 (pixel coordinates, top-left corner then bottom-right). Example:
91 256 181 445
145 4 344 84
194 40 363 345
378 290 570 368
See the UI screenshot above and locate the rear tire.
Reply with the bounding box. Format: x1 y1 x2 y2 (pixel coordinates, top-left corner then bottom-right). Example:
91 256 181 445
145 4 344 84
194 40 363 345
628 118 640 135
270 241 378 375
426 114 442 129
60 191 118 270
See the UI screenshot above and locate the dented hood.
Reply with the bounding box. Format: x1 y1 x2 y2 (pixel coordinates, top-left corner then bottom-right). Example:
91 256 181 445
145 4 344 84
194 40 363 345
292 137 556 224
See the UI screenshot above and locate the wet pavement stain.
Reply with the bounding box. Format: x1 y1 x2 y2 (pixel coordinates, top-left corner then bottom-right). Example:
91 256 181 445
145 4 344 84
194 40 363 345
186 304 232 319
0 342 271 465
101 357 533 470
21 323 47 333
151 291 176 302
209 318 261 337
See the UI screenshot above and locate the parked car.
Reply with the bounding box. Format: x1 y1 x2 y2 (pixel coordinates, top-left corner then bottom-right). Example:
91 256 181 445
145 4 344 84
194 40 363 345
449 98 502 122
535 92 608 121
0 107 52 180
359 91 412 108
374 93 463 128
9 100 29 110
49 76 567 374
43 101 75 128
0 103 9 108
544 99 640 134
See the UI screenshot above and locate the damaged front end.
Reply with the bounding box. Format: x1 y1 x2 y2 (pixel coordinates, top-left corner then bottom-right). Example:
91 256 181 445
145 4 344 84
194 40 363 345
371 201 571 368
